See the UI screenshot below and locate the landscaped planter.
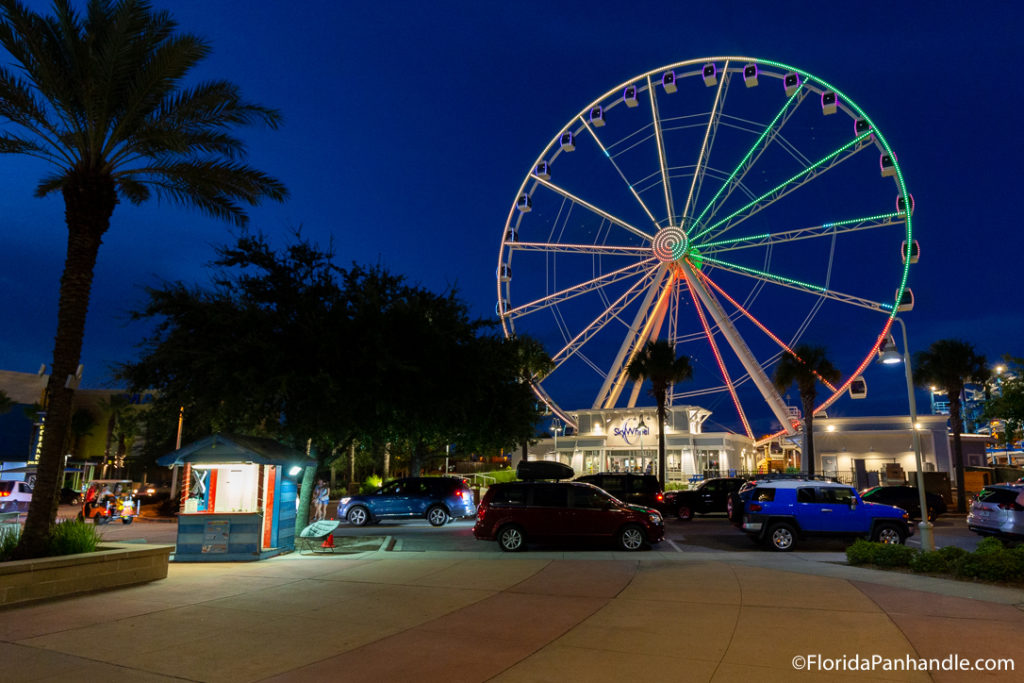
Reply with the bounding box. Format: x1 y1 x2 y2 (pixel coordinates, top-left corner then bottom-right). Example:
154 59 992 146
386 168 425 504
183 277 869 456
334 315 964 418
0 542 173 607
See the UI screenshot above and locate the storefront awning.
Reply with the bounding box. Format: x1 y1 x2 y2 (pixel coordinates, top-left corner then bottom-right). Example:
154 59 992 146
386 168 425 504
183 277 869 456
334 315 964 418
157 433 316 468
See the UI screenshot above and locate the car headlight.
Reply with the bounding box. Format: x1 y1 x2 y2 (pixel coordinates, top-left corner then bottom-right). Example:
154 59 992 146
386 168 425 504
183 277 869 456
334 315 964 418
339 497 351 505
649 512 662 524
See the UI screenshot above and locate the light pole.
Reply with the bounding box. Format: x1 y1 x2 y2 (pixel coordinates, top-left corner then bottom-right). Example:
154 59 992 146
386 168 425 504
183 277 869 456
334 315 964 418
550 417 562 461
879 316 935 551
637 415 647 475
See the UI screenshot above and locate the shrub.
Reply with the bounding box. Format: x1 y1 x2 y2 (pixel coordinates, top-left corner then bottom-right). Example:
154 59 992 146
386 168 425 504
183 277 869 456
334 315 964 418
47 519 101 557
975 536 1005 554
846 538 876 565
937 545 968 563
872 543 916 567
910 550 949 574
0 524 21 561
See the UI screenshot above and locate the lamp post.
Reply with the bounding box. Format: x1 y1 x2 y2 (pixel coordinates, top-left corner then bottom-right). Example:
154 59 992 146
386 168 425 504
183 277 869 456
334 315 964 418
637 415 647 475
550 417 562 461
879 317 935 551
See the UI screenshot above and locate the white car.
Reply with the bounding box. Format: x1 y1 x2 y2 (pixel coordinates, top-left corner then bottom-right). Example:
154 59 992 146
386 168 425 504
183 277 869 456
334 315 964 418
0 480 33 512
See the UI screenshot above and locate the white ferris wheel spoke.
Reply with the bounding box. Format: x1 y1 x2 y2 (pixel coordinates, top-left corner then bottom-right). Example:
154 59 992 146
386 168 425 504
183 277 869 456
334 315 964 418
700 211 905 254
682 61 730 222
691 87 809 230
549 263 663 371
683 270 754 439
695 268 839 393
625 280 674 409
594 266 674 409
506 258 658 320
691 132 873 244
680 256 795 435
701 255 892 313
533 175 653 241
508 241 650 257
579 117 661 229
647 74 675 223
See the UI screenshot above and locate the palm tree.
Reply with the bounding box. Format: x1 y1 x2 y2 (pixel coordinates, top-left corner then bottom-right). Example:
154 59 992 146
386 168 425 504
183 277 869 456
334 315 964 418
0 0 287 558
772 344 840 479
626 340 693 489
913 339 989 513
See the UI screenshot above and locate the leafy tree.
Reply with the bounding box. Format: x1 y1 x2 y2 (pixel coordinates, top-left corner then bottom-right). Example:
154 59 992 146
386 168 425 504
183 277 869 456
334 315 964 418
627 340 694 489
772 344 841 479
0 0 287 558
508 335 553 463
982 356 1024 464
913 339 989 513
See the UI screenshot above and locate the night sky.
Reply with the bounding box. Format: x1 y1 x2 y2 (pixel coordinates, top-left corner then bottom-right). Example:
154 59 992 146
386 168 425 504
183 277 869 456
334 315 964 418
0 1 1020 435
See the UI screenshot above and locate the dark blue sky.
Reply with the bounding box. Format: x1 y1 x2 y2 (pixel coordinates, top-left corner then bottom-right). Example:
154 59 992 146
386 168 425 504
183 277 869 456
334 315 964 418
0 1 1021 434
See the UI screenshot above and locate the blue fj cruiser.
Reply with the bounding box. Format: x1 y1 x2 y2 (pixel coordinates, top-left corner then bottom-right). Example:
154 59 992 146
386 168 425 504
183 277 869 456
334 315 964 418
738 479 913 551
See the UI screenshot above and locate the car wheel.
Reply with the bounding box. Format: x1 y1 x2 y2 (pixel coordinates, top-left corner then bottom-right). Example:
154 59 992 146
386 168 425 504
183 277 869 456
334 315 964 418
347 506 370 527
122 517 133 525
677 506 693 521
426 505 449 527
618 524 645 551
767 522 796 552
94 514 109 525
498 524 525 552
873 523 905 545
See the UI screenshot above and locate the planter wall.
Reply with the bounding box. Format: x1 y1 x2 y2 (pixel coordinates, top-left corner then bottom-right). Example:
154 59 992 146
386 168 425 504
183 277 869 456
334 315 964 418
0 542 172 608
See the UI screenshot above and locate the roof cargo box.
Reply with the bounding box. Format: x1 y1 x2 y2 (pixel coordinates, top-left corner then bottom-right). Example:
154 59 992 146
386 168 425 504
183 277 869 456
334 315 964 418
516 460 574 481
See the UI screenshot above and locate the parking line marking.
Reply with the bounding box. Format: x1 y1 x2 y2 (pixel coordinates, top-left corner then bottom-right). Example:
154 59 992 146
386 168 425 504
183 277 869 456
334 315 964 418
667 539 683 553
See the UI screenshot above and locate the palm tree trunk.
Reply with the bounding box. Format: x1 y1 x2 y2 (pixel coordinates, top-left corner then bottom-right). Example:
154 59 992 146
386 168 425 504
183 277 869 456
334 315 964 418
656 393 667 490
16 179 114 558
803 397 816 479
950 397 967 513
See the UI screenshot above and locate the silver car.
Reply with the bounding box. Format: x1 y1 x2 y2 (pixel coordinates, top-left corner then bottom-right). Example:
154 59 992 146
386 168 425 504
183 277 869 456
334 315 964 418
967 483 1024 539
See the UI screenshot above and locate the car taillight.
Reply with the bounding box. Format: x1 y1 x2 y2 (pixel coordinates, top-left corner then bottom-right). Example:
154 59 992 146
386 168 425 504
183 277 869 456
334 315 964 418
0 491 8 497
656 493 664 502
998 502 1015 510
749 503 762 512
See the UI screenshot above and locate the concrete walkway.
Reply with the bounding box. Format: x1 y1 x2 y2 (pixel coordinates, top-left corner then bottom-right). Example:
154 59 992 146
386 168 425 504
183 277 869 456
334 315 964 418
1 548 1022 682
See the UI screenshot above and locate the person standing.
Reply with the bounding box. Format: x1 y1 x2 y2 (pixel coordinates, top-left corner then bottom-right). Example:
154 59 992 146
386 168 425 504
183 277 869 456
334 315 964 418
314 480 329 521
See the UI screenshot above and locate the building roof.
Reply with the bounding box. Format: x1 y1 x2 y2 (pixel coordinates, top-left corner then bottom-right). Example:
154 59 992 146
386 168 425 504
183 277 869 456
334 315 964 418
157 433 316 467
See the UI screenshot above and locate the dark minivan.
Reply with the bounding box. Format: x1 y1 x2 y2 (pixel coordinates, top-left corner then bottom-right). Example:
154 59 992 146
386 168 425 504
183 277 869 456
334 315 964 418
473 480 664 552
574 472 665 512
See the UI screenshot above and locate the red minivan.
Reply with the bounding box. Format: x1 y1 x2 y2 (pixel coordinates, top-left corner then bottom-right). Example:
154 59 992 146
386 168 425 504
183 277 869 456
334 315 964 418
473 480 664 552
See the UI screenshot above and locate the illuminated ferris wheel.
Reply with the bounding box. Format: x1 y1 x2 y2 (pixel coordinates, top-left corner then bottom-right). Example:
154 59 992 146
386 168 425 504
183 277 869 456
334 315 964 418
496 57 916 442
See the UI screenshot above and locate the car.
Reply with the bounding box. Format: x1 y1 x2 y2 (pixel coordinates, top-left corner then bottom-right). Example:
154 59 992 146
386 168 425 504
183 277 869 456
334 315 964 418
966 482 1024 540
0 480 33 512
574 472 665 512
859 485 948 521
337 476 475 527
735 479 913 551
474 479 664 552
666 477 746 520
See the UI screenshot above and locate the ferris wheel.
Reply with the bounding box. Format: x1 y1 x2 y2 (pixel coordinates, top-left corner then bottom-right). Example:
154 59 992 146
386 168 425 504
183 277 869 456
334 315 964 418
496 57 916 442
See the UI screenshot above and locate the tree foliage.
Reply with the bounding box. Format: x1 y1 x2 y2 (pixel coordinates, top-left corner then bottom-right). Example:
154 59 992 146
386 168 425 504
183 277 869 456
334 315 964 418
913 339 989 513
120 232 548 485
0 0 286 558
772 344 841 478
982 356 1024 455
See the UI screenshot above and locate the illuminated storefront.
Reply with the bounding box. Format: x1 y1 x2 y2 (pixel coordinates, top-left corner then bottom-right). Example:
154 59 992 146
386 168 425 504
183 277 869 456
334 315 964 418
530 406 755 483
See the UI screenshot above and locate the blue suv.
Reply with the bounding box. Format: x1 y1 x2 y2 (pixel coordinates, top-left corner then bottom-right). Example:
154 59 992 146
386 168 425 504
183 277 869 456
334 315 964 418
337 477 476 527
737 479 913 551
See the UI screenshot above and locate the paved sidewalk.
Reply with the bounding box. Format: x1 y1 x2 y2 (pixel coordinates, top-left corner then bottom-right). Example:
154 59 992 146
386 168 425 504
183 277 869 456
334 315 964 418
1 548 1022 682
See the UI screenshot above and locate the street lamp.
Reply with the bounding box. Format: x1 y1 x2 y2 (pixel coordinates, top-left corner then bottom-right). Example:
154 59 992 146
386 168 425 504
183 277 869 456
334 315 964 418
550 417 563 460
878 317 935 551
637 415 648 474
